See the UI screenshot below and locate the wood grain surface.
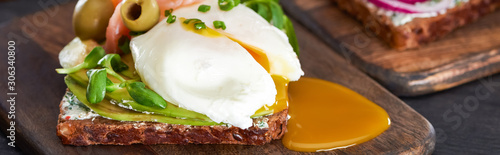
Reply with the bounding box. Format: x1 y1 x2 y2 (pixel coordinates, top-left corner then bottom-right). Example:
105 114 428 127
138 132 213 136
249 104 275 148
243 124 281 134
0 1 434 154
283 0 500 96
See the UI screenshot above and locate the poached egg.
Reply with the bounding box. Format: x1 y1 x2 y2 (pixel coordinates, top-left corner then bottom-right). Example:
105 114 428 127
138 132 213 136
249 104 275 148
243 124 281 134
130 0 303 128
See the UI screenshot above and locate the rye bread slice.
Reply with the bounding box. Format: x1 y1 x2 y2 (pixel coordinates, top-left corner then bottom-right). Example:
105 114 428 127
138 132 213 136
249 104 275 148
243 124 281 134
333 0 500 50
56 90 288 146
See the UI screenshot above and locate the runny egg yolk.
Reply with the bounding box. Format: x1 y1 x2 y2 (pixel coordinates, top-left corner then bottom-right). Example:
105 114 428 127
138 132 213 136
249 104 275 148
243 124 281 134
228 38 271 73
283 77 391 152
232 37 287 116
253 75 289 116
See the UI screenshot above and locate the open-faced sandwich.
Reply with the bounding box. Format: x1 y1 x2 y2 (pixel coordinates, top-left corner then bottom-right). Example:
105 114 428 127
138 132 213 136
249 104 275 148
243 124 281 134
56 0 303 145
334 0 500 50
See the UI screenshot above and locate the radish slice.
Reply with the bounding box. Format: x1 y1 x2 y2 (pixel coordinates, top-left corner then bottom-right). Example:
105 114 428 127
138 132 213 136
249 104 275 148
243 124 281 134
368 0 453 13
397 0 428 4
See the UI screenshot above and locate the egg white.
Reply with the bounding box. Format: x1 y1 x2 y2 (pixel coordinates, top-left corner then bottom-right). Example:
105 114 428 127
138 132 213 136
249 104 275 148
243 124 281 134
130 0 303 128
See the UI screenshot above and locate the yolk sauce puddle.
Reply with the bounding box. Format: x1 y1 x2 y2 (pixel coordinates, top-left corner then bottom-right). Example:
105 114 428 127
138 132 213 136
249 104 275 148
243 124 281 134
283 77 391 152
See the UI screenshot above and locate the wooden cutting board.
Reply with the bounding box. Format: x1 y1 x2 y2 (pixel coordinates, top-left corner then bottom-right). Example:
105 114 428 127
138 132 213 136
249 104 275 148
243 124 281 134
0 1 434 154
282 0 500 96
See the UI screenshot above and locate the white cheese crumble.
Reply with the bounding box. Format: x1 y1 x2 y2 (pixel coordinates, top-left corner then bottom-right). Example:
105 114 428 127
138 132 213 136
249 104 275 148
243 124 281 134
253 118 269 128
61 92 100 120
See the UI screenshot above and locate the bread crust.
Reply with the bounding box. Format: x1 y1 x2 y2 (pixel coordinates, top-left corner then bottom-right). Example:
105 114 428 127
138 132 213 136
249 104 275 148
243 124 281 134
333 0 500 50
56 92 288 146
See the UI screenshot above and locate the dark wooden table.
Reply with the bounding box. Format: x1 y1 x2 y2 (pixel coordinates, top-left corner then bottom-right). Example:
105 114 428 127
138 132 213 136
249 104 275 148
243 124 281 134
0 0 499 154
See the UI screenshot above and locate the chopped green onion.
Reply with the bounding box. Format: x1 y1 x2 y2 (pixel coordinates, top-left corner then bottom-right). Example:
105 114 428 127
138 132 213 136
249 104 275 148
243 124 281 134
183 18 207 30
164 9 173 17
198 5 211 12
194 22 207 30
213 21 226 30
166 15 176 24
218 0 240 11
183 18 202 24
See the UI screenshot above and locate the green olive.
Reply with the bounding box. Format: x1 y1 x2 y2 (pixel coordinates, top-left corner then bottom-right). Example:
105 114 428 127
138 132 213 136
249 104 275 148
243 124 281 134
121 0 160 32
73 0 114 41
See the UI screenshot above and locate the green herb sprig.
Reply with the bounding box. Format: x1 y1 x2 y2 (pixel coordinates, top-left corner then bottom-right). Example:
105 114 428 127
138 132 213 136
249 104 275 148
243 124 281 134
126 81 167 109
55 46 106 74
98 54 128 82
86 69 107 104
57 47 167 109
105 78 122 92
241 0 300 56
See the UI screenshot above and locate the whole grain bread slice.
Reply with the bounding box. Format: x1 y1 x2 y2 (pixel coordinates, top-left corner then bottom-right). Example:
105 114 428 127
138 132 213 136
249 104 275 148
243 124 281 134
334 0 500 50
56 90 288 146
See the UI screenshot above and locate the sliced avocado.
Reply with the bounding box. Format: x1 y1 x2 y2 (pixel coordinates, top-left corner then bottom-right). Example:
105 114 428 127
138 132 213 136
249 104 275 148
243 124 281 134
67 70 214 122
65 76 219 125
